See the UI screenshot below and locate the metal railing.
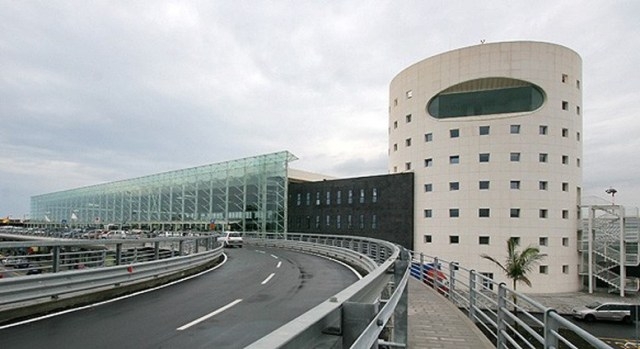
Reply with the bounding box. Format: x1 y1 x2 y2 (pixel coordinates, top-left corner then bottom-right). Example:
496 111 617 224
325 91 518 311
0 234 222 308
409 251 612 349
244 232 410 349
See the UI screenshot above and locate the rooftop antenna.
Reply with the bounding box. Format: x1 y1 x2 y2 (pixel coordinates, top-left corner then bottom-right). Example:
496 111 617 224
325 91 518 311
480 39 486 44
605 187 617 205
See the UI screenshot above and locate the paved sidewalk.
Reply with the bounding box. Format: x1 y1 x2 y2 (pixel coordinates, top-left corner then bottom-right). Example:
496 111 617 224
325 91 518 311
408 278 494 349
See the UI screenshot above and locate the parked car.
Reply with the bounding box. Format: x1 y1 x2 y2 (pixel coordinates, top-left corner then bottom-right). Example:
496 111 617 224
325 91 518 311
410 261 449 295
217 231 243 248
572 302 633 323
2 257 30 268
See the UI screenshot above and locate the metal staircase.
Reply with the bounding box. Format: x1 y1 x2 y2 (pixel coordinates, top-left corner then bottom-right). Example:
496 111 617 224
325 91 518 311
579 203 640 295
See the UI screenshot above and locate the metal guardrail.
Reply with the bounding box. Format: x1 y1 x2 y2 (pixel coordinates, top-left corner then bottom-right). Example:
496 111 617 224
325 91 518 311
244 232 410 349
409 251 613 349
0 235 222 308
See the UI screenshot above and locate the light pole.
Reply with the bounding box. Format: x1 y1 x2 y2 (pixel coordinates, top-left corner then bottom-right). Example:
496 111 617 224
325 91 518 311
605 187 617 205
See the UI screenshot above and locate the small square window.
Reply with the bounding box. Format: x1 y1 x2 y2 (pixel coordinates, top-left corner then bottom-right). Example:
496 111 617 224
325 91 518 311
479 236 490 245
449 208 459 218
562 155 569 165
576 80 581 89
562 182 569 191
539 209 548 218
563 265 569 274
562 74 568 83
576 106 581 115
510 208 520 218
562 210 569 219
510 152 521 162
393 98 398 106
479 126 490 135
424 235 432 243
577 132 581 141
406 90 413 99
393 121 398 129
562 237 569 246
479 181 490 190
562 101 569 110
450 129 460 138
479 153 490 163
405 138 412 147
479 208 490 218
449 235 459 244
424 183 433 192
449 182 459 191
480 272 494 290
539 265 548 274
424 158 433 167
539 125 548 135
539 181 548 190
406 114 412 123
424 209 432 218
405 162 411 170
562 128 569 137
539 153 548 163
393 144 397 151
449 155 460 164
577 158 581 167
510 237 520 245
425 133 433 142
510 180 521 190
510 125 521 134
539 237 548 246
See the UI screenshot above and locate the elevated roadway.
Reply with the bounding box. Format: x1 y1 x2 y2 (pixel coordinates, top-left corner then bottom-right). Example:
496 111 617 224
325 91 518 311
0 246 359 348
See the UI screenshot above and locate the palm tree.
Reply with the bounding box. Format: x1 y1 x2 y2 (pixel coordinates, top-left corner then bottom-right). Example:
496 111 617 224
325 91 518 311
481 238 547 292
481 238 547 326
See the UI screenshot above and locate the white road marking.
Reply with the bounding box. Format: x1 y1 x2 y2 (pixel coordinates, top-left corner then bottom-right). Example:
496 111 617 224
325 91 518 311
261 272 275 285
255 250 265 254
276 261 282 268
176 299 243 331
0 253 230 330
270 254 278 259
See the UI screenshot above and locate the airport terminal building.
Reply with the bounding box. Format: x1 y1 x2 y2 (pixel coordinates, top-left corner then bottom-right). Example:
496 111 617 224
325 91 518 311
33 41 634 294
30 152 298 234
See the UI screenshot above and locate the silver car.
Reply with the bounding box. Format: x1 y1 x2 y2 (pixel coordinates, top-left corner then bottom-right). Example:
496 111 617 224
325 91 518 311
572 302 632 323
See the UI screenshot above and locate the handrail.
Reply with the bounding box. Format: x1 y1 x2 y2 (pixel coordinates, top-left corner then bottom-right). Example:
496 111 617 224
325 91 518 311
409 250 613 349
0 235 222 310
244 232 409 349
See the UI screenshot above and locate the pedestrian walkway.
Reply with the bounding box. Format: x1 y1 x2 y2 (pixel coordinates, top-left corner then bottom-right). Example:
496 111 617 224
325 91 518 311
408 278 494 349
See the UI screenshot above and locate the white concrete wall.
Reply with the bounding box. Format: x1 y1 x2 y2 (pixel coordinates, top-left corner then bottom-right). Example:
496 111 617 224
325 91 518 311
389 41 582 293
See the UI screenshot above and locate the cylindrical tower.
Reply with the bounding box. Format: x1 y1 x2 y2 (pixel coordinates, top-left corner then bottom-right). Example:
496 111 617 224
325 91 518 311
389 41 582 293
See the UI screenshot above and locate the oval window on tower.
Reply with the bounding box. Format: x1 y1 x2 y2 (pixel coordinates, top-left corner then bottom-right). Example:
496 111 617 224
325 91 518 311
427 78 545 118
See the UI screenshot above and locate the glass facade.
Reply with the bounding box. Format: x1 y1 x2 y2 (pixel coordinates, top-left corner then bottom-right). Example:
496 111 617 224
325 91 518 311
427 78 545 118
30 151 297 234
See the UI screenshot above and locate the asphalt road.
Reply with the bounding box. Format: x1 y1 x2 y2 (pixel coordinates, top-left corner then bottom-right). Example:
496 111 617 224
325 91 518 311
0 246 359 349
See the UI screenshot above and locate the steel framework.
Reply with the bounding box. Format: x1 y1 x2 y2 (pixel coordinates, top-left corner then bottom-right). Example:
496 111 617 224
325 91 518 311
29 151 297 234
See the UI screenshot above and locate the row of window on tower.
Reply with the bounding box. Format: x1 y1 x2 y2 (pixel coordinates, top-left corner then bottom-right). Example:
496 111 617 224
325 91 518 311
396 152 581 171
289 214 378 230
392 124 580 152
423 208 575 219
423 235 570 247
294 188 378 206
424 180 573 192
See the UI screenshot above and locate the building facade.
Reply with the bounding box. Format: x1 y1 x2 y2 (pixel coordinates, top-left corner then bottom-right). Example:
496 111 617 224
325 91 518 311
287 173 414 249
30 151 297 234
388 41 583 293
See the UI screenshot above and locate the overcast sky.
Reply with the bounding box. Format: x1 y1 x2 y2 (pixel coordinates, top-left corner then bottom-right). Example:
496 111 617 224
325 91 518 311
1 1 639 217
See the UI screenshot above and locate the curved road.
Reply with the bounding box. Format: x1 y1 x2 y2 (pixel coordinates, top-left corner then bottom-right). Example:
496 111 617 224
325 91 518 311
0 246 359 348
